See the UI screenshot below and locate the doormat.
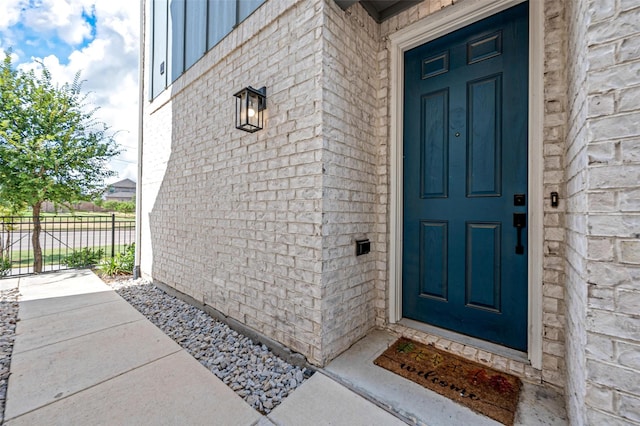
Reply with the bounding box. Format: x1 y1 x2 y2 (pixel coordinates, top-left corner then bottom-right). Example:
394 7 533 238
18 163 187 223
374 338 522 425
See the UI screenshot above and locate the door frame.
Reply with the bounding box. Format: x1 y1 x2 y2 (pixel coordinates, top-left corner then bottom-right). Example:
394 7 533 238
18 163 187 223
388 0 544 369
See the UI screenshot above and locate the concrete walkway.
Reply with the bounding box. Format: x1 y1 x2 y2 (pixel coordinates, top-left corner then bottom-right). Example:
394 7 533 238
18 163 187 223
2 271 404 426
3 271 567 425
324 331 568 426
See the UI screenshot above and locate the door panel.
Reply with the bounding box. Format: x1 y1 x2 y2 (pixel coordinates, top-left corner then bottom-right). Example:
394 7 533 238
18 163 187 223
421 90 449 198
402 2 529 351
465 222 501 311
467 75 501 197
419 220 448 299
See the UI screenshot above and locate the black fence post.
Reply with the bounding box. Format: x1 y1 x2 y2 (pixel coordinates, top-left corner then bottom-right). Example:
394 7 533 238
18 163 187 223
111 214 116 258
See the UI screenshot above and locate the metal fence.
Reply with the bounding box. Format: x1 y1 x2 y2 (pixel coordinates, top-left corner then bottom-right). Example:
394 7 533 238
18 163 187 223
0 214 135 277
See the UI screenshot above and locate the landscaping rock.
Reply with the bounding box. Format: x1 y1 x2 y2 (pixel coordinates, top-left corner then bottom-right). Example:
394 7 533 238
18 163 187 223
0 288 19 424
109 278 310 414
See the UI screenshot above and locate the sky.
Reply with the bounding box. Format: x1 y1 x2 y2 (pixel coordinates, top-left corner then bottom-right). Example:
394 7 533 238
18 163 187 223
0 0 140 184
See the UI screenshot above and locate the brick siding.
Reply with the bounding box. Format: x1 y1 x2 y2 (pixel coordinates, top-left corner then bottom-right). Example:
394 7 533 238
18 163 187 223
140 2 640 423
565 0 640 424
319 1 381 363
141 0 327 363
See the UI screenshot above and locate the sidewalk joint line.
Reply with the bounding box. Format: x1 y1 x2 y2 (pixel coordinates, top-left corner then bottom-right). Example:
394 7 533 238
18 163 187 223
16 297 122 322
4 349 182 422
11 318 148 355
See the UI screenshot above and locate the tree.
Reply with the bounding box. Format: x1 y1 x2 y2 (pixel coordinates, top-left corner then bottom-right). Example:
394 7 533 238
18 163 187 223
0 53 120 272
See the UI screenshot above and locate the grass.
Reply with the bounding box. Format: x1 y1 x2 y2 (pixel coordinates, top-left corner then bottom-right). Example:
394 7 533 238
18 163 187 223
2 211 134 220
11 211 134 219
42 212 134 219
1 217 134 232
8 245 129 268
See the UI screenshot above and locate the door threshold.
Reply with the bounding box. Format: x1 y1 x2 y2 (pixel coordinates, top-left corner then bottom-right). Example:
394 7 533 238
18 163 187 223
399 318 529 364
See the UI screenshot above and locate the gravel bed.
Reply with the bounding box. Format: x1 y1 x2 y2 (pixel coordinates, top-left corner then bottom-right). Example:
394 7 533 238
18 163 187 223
0 287 19 424
109 278 310 414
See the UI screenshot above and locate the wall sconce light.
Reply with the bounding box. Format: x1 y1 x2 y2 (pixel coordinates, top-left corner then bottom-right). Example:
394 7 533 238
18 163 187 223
234 86 267 133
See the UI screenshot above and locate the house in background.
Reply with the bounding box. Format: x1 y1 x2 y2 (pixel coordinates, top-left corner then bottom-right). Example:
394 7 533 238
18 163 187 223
104 178 136 202
138 1 640 424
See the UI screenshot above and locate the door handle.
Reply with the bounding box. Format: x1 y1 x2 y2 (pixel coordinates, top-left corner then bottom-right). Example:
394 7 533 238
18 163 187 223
513 213 526 255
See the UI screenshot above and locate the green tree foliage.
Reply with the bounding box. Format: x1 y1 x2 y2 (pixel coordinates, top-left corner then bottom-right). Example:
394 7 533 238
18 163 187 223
0 53 120 272
101 200 135 214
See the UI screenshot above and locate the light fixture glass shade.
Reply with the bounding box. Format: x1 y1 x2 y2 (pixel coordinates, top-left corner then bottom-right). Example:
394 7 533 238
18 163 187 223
234 86 266 133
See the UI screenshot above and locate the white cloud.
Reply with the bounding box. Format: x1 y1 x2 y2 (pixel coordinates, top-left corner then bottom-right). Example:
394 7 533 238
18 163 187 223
0 1 26 30
22 0 94 45
0 1 27 54
11 0 140 182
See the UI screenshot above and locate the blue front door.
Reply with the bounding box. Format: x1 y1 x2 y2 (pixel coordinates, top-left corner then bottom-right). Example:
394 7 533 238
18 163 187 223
402 3 529 351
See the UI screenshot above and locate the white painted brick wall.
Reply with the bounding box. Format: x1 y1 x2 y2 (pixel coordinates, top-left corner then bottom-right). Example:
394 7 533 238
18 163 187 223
565 0 640 424
141 0 328 364
141 0 572 378
141 2 639 420
319 0 381 363
564 0 589 422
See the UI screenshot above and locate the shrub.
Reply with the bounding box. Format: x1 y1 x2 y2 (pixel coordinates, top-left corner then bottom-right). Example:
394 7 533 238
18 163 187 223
118 243 135 272
102 201 120 211
101 200 135 213
97 257 120 276
115 201 135 214
62 247 105 268
97 243 135 276
0 256 11 277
